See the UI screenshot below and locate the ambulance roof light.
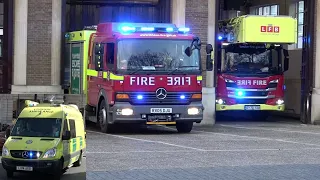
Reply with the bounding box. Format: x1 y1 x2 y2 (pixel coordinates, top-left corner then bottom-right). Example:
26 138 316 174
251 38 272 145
25 100 39 107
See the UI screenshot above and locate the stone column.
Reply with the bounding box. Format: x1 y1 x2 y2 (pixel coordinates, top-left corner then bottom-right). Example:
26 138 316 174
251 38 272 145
171 0 186 27
51 0 62 86
312 0 320 124
11 0 28 94
201 0 216 126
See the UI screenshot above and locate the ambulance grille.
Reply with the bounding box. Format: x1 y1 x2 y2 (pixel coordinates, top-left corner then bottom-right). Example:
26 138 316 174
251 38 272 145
129 92 193 105
10 150 42 159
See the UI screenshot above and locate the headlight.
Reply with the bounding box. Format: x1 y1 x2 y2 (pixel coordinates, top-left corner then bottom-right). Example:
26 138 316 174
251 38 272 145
42 148 56 158
121 108 133 116
216 99 225 105
2 146 9 157
276 99 284 105
188 108 200 115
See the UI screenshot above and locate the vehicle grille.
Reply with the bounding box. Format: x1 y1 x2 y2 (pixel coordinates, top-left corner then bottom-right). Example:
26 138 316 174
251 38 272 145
10 150 42 159
129 92 192 105
244 91 269 97
236 99 267 104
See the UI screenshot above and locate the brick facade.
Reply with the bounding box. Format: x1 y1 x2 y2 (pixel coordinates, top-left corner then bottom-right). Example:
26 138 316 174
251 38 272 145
27 0 52 85
185 0 209 87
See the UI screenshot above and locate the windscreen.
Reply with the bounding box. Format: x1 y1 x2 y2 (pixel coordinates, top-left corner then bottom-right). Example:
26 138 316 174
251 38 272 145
117 39 200 74
223 44 280 75
11 118 62 138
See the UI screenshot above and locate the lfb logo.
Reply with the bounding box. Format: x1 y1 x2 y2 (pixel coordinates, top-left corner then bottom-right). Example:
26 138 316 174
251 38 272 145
260 25 280 33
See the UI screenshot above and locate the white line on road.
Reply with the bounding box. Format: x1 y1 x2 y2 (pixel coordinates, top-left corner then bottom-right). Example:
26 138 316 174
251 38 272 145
86 147 320 154
161 126 320 148
219 124 320 135
87 130 206 151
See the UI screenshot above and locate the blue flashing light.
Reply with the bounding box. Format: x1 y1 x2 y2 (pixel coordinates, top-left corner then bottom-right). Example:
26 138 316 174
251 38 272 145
218 36 223 40
141 27 155 31
178 27 190 33
236 90 244 97
180 95 186 100
121 26 136 32
137 95 143 100
166 27 174 32
30 152 33 157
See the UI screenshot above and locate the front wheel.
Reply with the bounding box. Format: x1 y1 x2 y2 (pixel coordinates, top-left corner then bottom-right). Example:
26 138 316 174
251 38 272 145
6 170 13 178
176 122 193 133
98 100 113 133
52 160 63 180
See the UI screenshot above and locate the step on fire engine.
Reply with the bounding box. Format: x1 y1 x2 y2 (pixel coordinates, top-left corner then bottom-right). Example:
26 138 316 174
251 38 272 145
205 15 298 120
66 23 211 133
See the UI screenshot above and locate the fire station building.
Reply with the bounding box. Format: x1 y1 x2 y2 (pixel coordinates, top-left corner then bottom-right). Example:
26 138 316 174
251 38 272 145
0 0 317 125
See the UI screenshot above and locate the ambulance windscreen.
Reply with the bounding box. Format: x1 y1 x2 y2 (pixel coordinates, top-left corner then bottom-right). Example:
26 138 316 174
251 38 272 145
11 118 62 138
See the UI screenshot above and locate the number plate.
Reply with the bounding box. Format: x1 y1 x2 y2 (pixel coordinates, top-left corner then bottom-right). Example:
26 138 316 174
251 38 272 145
244 105 261 110
150 108 172 114
16 166 33 171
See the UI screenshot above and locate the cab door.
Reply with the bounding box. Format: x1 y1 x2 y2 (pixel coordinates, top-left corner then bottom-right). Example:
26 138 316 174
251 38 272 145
88 42 105 106
62 119 71 167
68 119 77 163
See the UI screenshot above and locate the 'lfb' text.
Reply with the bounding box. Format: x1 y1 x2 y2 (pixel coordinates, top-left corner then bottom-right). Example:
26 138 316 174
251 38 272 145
129 76 191 86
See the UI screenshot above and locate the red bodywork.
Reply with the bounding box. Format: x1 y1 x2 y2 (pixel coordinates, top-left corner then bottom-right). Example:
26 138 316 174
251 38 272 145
216 74 284 105
87 23 202 106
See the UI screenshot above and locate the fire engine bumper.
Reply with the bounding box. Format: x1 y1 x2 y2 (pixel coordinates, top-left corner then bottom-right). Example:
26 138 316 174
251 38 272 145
112 102 204 123
216 104 285 111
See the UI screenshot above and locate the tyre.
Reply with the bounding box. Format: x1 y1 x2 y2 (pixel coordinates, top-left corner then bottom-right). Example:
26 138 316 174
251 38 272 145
73 151 82 167
52 160 63 180
176 122 193 133
6 170 13 178
98 100 113 133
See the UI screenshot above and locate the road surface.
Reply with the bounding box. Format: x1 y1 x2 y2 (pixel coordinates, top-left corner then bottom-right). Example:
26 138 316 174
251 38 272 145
86 117 320 180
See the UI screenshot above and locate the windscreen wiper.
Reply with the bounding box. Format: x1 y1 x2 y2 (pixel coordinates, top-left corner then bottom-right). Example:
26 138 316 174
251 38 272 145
129 68 143 75
168 66 199 75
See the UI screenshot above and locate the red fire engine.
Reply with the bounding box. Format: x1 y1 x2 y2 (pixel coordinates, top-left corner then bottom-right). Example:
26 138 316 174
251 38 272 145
205 15 297 120
85 23 210 133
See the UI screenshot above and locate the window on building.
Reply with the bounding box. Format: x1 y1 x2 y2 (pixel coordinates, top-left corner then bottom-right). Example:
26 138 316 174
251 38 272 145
251 5 279 16
289 1 304 49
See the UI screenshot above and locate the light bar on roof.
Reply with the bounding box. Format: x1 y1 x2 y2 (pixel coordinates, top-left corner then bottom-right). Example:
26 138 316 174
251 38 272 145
119 26 190 34
141 27 155 31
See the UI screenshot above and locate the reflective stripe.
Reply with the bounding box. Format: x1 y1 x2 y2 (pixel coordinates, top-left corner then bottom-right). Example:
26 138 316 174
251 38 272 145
197 76 202 81
87 69 98 77
110 73 124 80
87 69 124 81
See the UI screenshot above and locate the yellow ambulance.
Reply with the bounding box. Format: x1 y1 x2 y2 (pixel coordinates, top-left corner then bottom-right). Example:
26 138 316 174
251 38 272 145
1 100 86 179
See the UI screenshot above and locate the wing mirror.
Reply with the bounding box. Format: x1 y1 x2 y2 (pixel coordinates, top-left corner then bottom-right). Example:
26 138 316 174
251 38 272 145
283 49 289 72
62 131 71 140
206 44 214 71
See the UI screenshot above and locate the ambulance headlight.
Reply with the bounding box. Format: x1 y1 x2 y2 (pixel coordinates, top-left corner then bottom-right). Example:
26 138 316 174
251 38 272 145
43 148 56 158
2 146 9 157
188 108 200 115
276 99 284 105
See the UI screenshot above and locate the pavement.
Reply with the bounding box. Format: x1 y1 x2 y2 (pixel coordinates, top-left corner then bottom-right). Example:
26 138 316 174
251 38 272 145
0 155 86 180
86 117 320 180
